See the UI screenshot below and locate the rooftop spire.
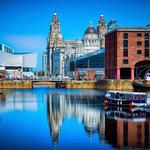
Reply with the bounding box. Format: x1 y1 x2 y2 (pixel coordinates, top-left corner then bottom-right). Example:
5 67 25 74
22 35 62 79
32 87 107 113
100 13 104 17
53 11 57 16
89 21 93 27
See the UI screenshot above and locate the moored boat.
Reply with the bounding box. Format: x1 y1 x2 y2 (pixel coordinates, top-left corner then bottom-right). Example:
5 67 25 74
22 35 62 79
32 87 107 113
133 72 150 91
104 90 147 107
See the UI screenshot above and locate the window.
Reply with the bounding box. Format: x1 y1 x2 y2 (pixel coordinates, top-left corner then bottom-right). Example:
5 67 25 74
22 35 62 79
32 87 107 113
123 33 128 39
23 68 33 72
137 50 142 55
137 41 142 46
123 59 128 64
123 40 128 47
145 40 149 47
145 33 149 40
123 48 128 57
145 49 149 57
137 33 142 37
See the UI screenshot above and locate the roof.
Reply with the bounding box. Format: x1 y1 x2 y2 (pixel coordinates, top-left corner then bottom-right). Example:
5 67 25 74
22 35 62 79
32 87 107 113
84 26 97 35
71 48 105 62
106 25 150 34
76 68 105 72
106 90 146 95
84 22 98 35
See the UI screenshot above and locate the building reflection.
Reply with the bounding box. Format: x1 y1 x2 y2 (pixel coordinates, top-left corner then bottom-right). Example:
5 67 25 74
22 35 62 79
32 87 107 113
0 91 38 112
105 106 150 148
47 92 150 148
47 92 105 144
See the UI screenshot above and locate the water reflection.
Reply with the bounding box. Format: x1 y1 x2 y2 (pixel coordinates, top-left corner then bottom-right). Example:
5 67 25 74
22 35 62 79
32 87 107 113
0 90 38 112
0 89 150 149
46 90 150 149
47 91 105 145
105 105 150 148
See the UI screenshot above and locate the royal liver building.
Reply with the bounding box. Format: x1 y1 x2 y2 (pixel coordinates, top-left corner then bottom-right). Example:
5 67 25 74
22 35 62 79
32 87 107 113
45 12 107 77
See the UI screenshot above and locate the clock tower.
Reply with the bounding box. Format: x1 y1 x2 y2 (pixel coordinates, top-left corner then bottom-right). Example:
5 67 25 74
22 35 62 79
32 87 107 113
48 12 63 48
47 12 63 76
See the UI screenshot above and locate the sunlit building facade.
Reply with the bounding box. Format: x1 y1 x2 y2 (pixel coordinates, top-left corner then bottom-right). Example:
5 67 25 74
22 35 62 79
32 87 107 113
0 50 37 77
46 12 107 77
105 26 150 79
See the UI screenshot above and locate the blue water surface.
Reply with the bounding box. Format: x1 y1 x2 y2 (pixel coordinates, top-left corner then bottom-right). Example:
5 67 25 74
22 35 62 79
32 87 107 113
0 87 149 150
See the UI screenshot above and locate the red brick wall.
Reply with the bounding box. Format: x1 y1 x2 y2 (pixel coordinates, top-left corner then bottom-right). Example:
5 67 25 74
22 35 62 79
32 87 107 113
117 32 150 68
105 31 117 79
105 30 150 79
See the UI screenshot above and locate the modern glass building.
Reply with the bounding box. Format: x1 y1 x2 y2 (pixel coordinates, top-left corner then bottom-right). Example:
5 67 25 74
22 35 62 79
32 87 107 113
70 49 105 80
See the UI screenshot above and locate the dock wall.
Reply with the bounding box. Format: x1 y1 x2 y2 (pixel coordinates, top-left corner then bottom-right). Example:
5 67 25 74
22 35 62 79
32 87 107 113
0 80 134 91
66 80 134 91
0 81 32 89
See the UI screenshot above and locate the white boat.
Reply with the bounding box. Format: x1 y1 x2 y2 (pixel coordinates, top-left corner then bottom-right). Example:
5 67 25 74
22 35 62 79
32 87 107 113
104 90 147 107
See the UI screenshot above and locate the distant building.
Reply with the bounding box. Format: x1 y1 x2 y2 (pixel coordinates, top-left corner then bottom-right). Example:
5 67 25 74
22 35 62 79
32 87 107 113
0 50 37 78
46 12 107 77
105 26 150 80
0 44 14 53
70 49 105 80
52 47 65 77
42 52 47 75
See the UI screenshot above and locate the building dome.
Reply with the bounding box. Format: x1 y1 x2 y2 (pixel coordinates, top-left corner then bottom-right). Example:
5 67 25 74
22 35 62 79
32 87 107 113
84 22 98 35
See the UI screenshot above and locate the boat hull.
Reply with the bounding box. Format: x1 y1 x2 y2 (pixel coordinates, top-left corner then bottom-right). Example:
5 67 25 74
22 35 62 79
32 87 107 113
133 82 150 91
104 97 146 107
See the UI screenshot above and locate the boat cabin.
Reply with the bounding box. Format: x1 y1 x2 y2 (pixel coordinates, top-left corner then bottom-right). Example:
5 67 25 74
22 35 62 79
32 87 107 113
106 91 147 101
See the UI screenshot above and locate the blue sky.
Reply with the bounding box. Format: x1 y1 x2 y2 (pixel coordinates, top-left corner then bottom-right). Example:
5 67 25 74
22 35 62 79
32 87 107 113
0 0 150 71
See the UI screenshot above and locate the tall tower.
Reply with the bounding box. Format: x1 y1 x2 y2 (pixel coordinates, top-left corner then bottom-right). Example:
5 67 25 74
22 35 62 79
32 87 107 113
47 12 63 76
97 14 107 48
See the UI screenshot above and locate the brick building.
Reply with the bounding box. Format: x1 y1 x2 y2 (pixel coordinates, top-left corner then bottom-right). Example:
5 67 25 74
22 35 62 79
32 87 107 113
105 26 150 80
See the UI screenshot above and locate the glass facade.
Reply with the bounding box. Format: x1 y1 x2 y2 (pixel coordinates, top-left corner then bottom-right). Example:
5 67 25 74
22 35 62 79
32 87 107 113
70 51 104 71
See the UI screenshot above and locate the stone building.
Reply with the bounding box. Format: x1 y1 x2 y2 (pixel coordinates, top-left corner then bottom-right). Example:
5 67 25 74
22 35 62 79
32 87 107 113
46 12 64 76
105 26 150 80
46 12 107 77
42 51 47 75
